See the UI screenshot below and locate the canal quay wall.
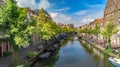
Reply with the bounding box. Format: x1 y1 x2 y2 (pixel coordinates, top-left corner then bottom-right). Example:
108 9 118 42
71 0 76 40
78 36 115 57
29 33 74 66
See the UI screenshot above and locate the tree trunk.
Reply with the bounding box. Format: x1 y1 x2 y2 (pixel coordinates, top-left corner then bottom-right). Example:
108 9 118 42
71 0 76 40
108 37 111 48
9 35 19 61
12 49 19 61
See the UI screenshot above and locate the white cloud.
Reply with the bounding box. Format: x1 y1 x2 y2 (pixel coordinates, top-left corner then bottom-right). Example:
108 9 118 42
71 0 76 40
17 0 51 10
50 7 104 27
50 12 72 24
50 9 104 27
73 4 105 27
49 1 106 27
80 17 95 24
56 7 70 12
74 11 103 27
50 13 58 18
17 0 106 27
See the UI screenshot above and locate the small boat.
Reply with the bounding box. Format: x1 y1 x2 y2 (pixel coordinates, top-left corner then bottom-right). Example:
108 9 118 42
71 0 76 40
38 52 51 59
109 57 120 67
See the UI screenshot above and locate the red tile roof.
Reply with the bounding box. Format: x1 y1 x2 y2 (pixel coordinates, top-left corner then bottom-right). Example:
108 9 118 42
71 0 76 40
93 18 104 24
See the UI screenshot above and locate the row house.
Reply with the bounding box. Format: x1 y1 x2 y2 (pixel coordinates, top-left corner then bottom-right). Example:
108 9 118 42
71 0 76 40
104 0 120 47
79 0 120 48
79 24 89 30
27 8 40 46
89 18 104 29
79 24 89 37
57 23 74 28
66 24 74 28
93 18 105 42
88 18 105 42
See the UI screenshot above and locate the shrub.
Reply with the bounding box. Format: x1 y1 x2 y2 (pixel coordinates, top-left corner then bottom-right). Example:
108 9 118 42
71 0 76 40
26 52 38 59
3 51 11 57
104 48 112 54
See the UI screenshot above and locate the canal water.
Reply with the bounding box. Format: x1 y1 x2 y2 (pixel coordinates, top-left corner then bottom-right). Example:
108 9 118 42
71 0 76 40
33 37 115 67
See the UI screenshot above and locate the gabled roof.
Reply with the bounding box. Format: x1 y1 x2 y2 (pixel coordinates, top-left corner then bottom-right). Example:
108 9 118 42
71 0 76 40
94 18 104 24
89 18 104 25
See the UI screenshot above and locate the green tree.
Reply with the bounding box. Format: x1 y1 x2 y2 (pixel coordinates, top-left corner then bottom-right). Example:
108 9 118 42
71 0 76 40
0 0 29 59
34 8 60 40
93 25 100 36
40 22 56 40
101 20 119 48
92 25 100 40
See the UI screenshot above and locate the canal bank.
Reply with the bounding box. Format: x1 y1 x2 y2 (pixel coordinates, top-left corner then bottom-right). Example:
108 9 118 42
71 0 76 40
32 37 114 67
79 37 118 58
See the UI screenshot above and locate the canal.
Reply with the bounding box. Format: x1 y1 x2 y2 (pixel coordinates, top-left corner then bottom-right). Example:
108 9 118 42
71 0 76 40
33 37 115 67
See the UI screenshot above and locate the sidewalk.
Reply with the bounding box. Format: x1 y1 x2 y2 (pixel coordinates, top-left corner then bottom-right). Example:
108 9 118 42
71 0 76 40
0 44 39 67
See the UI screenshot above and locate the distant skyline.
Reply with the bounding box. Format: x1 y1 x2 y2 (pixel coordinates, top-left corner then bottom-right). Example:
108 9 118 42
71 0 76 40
17 0 107 27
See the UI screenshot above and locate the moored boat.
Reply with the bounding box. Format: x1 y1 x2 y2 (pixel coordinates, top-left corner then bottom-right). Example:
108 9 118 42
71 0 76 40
109 57 120 67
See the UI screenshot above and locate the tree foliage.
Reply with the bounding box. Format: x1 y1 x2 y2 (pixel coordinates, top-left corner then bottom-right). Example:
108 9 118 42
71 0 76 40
0 0 75 57
0 0 29 50
101 20 119 47
92 25 100 36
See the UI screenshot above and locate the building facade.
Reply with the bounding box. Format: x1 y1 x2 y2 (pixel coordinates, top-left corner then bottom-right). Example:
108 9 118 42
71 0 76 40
104 0 120 26
104 0 120 47
0 34 11 57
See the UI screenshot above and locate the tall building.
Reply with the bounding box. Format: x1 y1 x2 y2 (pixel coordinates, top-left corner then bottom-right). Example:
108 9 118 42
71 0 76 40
104 0 120 47
104 0 120 26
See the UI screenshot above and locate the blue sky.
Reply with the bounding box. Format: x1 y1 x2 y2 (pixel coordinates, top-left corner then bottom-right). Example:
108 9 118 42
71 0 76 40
17 0 107 27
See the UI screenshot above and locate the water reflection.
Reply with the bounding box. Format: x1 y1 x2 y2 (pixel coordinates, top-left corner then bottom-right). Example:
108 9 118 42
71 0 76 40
33 37 115 67
79 39 115 67
33 37 73 67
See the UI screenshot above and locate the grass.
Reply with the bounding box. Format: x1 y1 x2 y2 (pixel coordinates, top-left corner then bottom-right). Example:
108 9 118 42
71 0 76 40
104 47 113 54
